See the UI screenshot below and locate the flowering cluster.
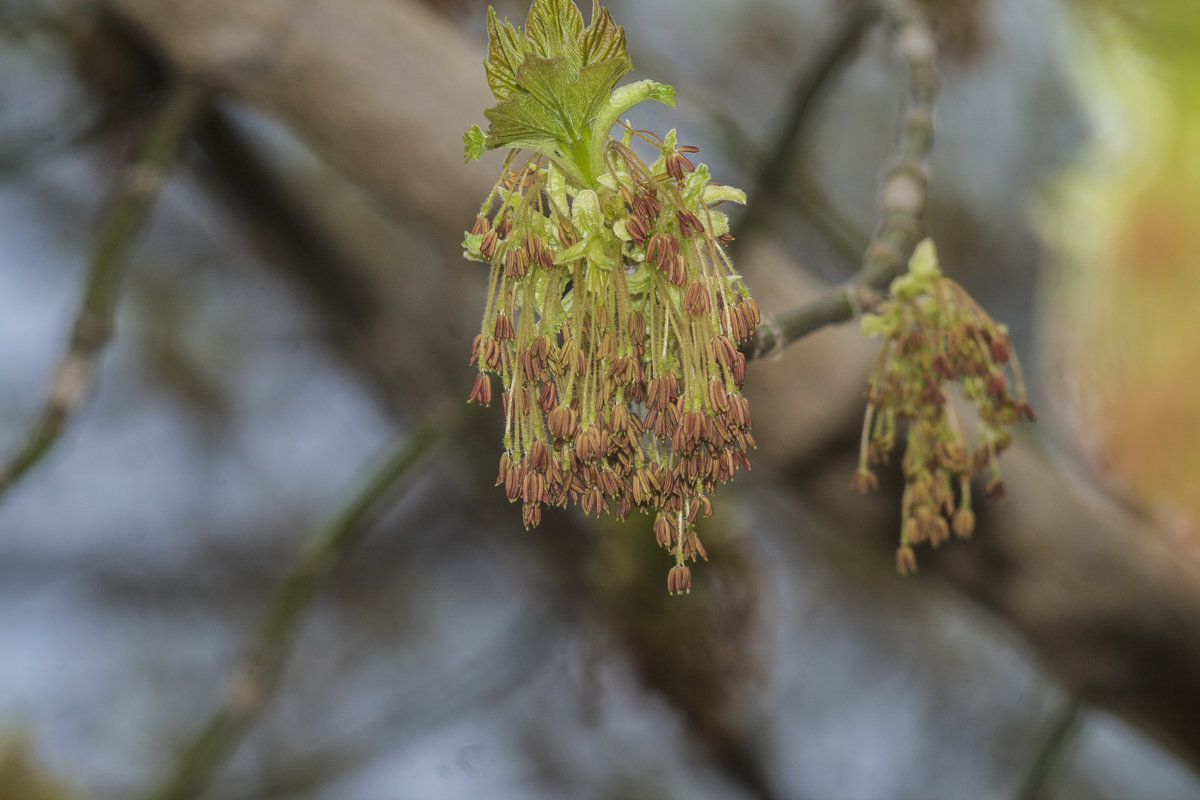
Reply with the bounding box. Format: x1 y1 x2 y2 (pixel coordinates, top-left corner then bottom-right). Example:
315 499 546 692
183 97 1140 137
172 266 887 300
463 0 758 593
854 240 1035 573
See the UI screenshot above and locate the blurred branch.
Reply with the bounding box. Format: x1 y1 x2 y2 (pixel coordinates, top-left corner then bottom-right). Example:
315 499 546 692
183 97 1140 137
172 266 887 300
1015 695 1085 800
781 166 873 266
749 0 938 360
142 415 459 800
96 0 496 237
0 77 209 502
191 107 382 328
735 2 882 241
706 96 870 268
0 108 102 173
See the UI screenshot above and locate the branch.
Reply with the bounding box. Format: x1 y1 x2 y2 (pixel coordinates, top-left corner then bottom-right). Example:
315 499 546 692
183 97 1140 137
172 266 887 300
1015 695 1086 800
748 0 938 360
141 415 458 800
0 77 210 502
735 2 883 240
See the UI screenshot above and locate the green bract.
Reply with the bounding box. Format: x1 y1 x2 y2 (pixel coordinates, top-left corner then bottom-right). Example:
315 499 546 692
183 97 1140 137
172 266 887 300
464 0 674 187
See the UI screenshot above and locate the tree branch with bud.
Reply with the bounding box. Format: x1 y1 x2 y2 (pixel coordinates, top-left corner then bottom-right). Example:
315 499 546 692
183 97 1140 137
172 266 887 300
0 78 210 504
748 0 939 361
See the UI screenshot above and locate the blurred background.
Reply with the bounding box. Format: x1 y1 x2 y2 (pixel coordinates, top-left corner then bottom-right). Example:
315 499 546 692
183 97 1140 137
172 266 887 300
2 0 1200 798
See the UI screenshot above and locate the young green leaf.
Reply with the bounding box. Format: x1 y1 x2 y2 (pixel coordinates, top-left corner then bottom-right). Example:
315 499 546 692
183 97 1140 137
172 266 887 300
524 0 585 63
485 8 528 100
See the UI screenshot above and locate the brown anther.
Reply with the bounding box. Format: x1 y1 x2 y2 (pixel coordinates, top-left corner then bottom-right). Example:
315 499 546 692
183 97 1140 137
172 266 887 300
714 336 738 367
684 281 712 316
545 455 565 492
522 503 542 529
653 513 674 548
851 468 879 493
597 332 618 362
581 487 608 516
504 246 529 279
722 307 747 341
547 405 578 440
989 336 1011 364
470 215 489 235
483 339 503 371
667 254 688 287
625 214 648 243
480 229 498 259
684 529 708 560
666 155 685 182
557 223 577 247
628 310 647 341
521 471 546 505
632 190 660 221
932 352 956 379
646 232 679 269
494 314 515 341
528 440 551 473
504 465 521 501
575 426 605 462
929 514 950 545
921 382 947 407
985 370 1007 398
598 469 621 498
715 450 735 482
895 546 918 575
630 471 651 505
710 416 732 446
667 564 692 595
467 374 493 406
741 297 761 327
610 404 632 436
676 209 705 237
495 213 514 239
728 396 752 429
707 378 730 413
654 403 681 438
537 382 558 413
952 507 975 538
985 477 1006 501
615 496 633 519
646 375 679 411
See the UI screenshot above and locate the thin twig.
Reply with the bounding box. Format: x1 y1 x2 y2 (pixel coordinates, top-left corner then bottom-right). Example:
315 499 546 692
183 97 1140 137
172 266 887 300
748 0 939 360
780 166 872 267
1015 696 1086 800
0 78 211 501
735 2 882 241
709 111 870 269
142 415 458 800
0 108 103 173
